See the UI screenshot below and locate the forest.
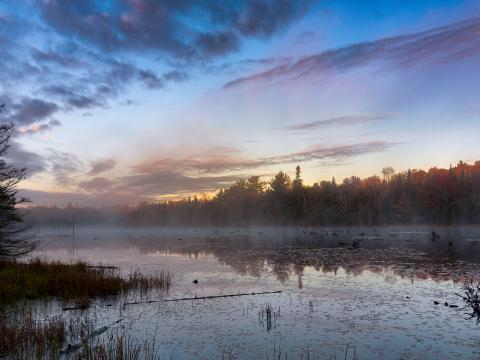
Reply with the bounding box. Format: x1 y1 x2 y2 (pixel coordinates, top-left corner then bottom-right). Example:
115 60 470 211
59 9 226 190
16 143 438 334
26 161 480 226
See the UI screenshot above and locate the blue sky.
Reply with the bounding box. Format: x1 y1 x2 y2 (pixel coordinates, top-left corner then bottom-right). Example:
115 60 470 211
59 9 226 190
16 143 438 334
1 0 480 206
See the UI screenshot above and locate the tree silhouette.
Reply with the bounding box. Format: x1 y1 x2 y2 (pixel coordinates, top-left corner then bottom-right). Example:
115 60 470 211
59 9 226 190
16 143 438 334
21 161 480 227
293 165 302 189
118 161 480 226
0 120 37 257
270 171 291 195
381 166 395 181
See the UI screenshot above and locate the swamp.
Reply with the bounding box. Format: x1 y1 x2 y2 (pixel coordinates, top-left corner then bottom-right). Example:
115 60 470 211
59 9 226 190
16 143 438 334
2 226 480 359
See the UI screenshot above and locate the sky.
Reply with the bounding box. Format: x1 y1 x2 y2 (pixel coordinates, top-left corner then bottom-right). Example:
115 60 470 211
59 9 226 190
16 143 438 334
1 0 480 207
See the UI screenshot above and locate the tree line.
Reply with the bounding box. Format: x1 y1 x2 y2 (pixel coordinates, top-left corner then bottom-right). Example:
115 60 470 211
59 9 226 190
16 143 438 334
125 162 480 226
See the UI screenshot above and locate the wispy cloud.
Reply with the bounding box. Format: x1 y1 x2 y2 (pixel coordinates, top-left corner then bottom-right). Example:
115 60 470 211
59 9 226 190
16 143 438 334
136 141 399 175
87 159 117 176
78 177 116 193
224 17 480 89
279 114 393 131
15 140 399 206
18 119 61 135
47 149 84 186
119 171 240 196
5 142 48 175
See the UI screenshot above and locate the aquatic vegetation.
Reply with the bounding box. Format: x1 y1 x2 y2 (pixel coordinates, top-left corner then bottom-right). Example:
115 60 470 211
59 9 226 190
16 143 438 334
258 303 280 332
126 270 172 296
0 310 65 359
74 331 160 360
0 258 172 307
0 258 122 306
457 281 480 322
0 309 159 360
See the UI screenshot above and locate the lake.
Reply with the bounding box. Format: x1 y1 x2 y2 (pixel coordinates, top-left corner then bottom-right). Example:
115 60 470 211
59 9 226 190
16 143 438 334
23 226 480 359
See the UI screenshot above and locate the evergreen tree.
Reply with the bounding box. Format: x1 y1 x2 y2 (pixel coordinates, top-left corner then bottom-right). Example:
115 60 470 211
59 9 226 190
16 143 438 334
0 123 37 257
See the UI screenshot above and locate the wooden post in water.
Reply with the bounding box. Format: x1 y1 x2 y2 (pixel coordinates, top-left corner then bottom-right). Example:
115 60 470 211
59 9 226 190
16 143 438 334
72 209 75 258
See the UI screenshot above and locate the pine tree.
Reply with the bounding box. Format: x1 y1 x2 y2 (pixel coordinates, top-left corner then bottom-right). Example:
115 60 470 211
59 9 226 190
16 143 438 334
0 123 37 257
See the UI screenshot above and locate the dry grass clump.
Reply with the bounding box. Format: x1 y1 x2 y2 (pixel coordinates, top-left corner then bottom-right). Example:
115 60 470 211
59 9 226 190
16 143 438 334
457 281 480 322
75 331 159 360
125 270 172 295
0 259 170 358
0 258 172 307
0 309 160 360
0 310 65 359
0 258 123 307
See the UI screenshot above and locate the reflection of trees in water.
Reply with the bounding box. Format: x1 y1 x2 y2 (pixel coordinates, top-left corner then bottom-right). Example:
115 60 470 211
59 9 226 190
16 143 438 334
134 234 480 287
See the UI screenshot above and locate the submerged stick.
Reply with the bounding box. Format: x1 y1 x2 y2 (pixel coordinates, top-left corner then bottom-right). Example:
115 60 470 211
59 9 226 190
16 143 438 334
60 319 123 355
86 265 118 269
123 290 282 306
62 305 88 311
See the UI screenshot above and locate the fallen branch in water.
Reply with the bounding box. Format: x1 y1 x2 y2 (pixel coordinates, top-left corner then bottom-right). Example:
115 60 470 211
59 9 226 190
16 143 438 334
123 290 282 306
60 319 123 355
62 305 88 311
86 265 118 269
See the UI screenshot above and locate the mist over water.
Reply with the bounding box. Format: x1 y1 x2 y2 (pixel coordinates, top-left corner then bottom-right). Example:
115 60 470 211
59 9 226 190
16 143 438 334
23 225 480 359
2 2 480 358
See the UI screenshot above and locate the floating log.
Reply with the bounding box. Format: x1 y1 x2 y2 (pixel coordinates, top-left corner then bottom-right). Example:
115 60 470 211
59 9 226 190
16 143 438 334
86 265 118 269
123 290 282 306
62 305 88 311
60 319 122 355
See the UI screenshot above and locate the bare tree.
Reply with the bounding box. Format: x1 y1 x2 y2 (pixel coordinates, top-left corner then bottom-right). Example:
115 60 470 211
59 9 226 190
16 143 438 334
0 121 38 258
381 166 395 182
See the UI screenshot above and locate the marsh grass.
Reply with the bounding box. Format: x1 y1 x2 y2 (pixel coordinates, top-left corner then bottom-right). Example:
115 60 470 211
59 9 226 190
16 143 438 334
0 309 160 360
76 331 160 360
457 281 480 322
258 303 280 332
126 270 172 296
0 258 172 307
0 259 122 306
0 310 65 359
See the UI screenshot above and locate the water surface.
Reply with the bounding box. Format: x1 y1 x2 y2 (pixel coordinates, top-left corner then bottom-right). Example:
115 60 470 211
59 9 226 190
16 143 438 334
28 226 480 359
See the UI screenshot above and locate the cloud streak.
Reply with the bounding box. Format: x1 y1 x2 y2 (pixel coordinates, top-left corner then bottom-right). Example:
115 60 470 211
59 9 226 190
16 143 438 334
18 120 61 135
224 17 480 88
136 141 398 175
13 140 399 206
87 159 117 176
280 114 393 131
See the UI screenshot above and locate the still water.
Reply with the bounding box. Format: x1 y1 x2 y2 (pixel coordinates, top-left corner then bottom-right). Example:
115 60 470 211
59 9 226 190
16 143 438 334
28 227 480 359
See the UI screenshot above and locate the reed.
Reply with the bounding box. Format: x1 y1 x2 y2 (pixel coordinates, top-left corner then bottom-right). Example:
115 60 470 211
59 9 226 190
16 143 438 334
125 270 172 295
0 308 160 360
0 258 172 307
0 310 65 359
75 331 159 360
